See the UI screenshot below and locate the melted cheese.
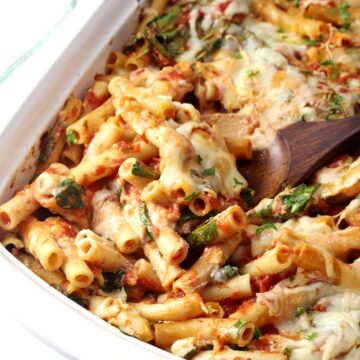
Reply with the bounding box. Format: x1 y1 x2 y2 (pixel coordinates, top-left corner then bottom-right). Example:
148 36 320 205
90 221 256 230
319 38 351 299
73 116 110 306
178 121 247 197
282 216 335 240
277 291 360 360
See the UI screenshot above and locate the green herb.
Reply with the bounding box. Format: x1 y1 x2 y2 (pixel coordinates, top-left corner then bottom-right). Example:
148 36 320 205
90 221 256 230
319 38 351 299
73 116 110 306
249 200 274 218
177 208 218 226
246 69 260 77
131 161 159 180
332 94 344 106
293 0 299 7
277 27 284 33
319 59 335 66
241 187 254 206
184 348 197 360
196 38 223 61
253 327 262 340
327 92 344 119
256 220 277 235
145 5 189 59
67 294 89 308
139 202 155 241
177 207 200 225
203 166 216 176
66 130 77 146
184 192 200 201
228 320 249 340
55 178 85 209
280 184 319 219
133 47 150 60
330 68 339 81
289 276 295 283
295 306 305 317
339 1 350 20
305 332 318 340
196 155 203 164
233 178 244 188
339 22 351 32
356 194 360 200
212 265 239 282
284 348 292 357
100 270 125 292
39 121 66 163
305 38 316 46
187 219 218 248
235 53 243 59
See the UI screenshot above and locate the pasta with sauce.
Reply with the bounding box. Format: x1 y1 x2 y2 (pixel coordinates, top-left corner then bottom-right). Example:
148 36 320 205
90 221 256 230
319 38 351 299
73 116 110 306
1 0 360 359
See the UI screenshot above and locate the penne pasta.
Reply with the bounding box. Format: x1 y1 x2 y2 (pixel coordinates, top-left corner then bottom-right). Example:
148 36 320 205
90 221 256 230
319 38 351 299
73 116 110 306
155 318 255 348
130 293 205 321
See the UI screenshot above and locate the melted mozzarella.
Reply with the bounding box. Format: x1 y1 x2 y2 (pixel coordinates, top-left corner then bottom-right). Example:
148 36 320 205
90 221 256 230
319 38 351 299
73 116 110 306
277 291 360 360
282 216 335 239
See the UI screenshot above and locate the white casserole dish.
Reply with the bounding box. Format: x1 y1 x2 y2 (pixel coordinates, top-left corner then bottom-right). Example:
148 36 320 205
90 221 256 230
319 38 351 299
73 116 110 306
0 1 177 359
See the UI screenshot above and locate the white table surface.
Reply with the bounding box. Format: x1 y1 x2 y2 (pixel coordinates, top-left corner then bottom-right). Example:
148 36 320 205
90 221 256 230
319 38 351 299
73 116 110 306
0 1 104 359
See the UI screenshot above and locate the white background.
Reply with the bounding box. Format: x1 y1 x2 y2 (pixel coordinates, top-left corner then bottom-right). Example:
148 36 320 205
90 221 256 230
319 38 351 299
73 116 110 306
0 1 103 359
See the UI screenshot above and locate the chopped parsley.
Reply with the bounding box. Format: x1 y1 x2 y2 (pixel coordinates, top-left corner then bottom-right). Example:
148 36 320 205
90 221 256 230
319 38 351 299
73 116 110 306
184 192 200 201
203 166 216 176
139 202 155 241
356 194 360 200
55 178 85 209
256 220 277 235
305 332 319 340
295 306 305 317
289 276 295 283
277 27 284 33
293 0 299 7
235 53 243 59
66 130 77 146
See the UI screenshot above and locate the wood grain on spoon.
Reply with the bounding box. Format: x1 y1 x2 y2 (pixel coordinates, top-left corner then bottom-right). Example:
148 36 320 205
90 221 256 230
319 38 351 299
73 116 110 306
203 114 360 204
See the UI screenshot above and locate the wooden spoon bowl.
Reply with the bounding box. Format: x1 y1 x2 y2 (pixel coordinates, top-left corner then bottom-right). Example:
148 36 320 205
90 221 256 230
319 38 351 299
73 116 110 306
237 116 360 203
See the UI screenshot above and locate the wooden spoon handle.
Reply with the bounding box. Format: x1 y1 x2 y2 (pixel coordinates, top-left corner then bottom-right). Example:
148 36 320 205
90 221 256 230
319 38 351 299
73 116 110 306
280 115 360 186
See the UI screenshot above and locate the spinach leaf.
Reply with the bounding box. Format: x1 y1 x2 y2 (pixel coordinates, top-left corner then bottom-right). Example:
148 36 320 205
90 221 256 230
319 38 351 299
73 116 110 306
101 270 125 292
139 202 155 241
55 178 85 209
280 184 319 219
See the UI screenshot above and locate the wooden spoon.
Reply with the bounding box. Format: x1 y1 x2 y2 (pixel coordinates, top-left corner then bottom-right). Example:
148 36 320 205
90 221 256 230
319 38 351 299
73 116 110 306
205 114 360 204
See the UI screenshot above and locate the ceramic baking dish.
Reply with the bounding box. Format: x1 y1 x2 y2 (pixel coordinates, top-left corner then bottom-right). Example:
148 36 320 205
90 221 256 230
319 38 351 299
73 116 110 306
0 1 176 359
